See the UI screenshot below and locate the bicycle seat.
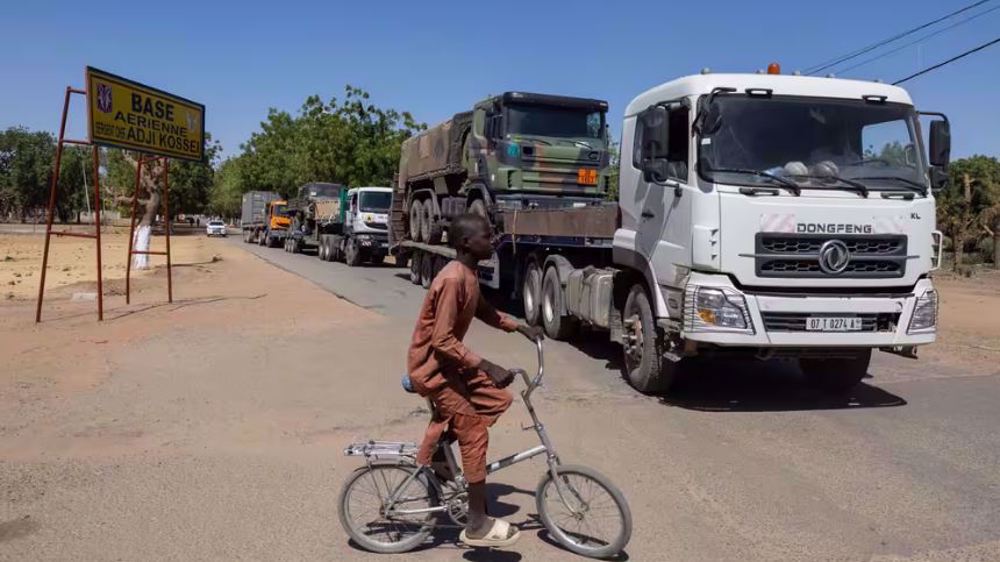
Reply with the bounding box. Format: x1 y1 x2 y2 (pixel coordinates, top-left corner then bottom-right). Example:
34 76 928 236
400 373 416 394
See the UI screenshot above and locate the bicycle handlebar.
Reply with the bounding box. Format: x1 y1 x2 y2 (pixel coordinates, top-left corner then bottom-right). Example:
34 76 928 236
510 334 544 397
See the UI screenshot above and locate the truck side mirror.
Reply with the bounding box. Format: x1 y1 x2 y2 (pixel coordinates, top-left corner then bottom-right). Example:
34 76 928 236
642 158 670 183
929 120 950 168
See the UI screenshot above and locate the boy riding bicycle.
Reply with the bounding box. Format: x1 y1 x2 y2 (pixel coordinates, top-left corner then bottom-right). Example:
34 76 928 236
406 213 542 548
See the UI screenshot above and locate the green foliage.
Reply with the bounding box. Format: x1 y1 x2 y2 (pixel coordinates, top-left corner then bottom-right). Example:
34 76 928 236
606 140 620 201
0 127 55 220
228 85 425 199
209 156 245 218
938 155 1000 268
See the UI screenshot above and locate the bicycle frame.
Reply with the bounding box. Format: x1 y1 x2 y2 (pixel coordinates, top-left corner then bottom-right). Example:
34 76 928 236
349 338 585 519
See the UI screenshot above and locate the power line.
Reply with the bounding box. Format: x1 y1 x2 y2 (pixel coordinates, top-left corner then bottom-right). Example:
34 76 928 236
835 4 1000 75
805 0 994 75
892 36 1000 84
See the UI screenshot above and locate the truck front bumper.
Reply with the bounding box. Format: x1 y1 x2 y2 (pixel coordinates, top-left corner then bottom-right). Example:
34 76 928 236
675 272 937 348
356 233 389 251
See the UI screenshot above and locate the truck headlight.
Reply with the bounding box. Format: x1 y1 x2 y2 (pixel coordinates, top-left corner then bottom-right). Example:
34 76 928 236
908 289 937 333
685 286 755 333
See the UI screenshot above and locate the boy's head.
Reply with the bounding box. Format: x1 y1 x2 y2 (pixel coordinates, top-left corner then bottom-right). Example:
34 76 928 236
450 213 493 260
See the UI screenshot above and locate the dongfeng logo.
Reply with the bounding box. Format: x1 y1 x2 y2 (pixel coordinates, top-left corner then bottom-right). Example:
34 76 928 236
96 83 113 113
818 239 851 275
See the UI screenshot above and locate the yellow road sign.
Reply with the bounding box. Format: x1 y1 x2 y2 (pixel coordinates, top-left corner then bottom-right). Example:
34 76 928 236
86 67 205 162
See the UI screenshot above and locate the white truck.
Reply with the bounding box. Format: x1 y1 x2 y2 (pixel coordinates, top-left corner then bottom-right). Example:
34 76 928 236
317 186 393 266
398 69 950 394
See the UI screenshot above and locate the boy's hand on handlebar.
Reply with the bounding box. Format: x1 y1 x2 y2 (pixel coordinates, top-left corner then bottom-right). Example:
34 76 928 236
479 359 515 389
516 324 545 341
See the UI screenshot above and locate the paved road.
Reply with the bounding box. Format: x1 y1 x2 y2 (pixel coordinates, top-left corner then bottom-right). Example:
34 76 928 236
227 236 1000 561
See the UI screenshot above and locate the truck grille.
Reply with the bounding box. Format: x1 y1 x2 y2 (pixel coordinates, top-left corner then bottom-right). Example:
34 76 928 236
754 234 908 279
762 312 900 332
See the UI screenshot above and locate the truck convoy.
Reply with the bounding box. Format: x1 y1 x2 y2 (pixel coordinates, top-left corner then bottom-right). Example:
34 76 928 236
392 72 950 395
240 191 291 247
281 182 394 266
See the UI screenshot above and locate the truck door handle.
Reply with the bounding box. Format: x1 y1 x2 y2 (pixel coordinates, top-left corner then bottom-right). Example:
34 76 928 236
641 211 655 219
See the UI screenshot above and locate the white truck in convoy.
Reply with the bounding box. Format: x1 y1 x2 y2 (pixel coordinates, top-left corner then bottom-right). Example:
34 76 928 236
396 69 950 394
316 186 393 266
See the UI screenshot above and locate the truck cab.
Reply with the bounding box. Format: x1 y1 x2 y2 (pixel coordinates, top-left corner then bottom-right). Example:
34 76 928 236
616 72 949 392
345 187 393 261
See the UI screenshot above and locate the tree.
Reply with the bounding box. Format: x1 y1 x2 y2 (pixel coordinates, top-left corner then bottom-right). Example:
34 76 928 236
209 156 245 219
0 127 55 221
56 146 96 223
938 155 1000 270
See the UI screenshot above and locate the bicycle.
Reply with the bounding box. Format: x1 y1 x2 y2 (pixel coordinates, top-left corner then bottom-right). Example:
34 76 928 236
338 335 632 558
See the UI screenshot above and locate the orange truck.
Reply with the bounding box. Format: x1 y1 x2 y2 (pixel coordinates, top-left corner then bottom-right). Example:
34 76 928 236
241 191 291 247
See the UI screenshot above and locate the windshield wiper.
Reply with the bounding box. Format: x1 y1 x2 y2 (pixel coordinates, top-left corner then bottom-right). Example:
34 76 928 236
514 135 552 146
852 176 927 196
788 175 869 198
708 167 801 196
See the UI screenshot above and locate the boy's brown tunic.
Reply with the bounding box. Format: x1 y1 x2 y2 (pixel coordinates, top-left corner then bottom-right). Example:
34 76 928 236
407 261 517 483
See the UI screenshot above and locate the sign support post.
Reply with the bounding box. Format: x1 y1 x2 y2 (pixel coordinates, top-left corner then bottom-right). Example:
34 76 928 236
35 86 104 322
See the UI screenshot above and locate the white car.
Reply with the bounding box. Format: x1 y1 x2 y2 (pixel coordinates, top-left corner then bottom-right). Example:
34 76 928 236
206 220 228 237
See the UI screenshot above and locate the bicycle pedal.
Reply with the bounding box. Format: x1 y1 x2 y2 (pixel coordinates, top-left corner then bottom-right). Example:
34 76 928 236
520 423 536 431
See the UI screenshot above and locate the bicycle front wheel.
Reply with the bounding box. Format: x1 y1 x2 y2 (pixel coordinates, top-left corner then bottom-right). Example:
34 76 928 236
338 464 438 554
536 464 632 559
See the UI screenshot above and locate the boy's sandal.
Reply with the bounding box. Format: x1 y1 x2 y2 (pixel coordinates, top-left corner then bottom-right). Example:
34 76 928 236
460 517 521 548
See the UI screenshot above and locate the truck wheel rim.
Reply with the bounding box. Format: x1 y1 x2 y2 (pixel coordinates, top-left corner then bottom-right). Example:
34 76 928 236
543 287 555 324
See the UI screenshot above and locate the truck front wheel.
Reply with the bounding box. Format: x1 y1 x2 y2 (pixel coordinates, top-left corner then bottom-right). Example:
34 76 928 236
409 252 421 284
345 238 362 266
420 252 434 289
622 285 675 394
799 350 871 394
541 266 577 340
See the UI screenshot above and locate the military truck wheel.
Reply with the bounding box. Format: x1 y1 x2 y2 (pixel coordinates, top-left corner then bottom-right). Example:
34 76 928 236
800 350 871 394
420 252 434 289
621 284 675 394
541 266 577 340
522 260 543 326
409 252 422 284
469 199 488 221
345 238 362 267
291 239 301 254
420 200 434 244
258 231 266 246
409 199 424 242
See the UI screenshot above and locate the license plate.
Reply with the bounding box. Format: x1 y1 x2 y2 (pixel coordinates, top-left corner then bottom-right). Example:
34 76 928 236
806 317 863 331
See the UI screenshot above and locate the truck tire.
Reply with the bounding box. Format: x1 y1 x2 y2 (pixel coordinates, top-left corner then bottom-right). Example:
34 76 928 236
345 238 362 267
409 251 422 284
522 260 543 326
541 266 577 340
319 238 329 261
622 284 675 394
258 231 266 246
420 252 434 289
410 199 424 242
420 200 434 244
800 350 871 394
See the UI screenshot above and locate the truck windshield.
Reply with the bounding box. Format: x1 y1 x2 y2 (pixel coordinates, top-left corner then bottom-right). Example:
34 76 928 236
359 191 391 212
506 104 605 140
274 204 290 216
698 95 927 193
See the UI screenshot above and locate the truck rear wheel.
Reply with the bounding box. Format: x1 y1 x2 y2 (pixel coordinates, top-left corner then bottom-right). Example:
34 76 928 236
541 266 577 340
420 252 434 289
420 200 434 244
522 260 542 326
800 350 871 394
622 284 674 394
320 238 331 261
409 252 422 284
409 199 423 242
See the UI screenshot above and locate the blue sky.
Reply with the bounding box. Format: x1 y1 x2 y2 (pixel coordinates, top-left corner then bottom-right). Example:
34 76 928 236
2 0 998 161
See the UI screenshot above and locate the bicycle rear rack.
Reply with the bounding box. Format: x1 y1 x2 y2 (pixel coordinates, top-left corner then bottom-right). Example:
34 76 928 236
344 440 419 459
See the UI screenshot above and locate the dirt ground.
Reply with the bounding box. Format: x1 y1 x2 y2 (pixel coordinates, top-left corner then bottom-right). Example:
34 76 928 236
1 230 215 302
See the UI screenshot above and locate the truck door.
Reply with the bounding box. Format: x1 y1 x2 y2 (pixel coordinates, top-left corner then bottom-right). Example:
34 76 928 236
629 101 693 300
347 192 358 234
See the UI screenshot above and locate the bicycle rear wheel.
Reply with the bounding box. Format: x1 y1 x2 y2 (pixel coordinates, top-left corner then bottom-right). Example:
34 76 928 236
536 464 632 559
338 464 438 554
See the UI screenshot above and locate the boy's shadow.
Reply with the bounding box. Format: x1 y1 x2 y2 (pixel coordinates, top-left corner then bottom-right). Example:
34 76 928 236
486 482 532 518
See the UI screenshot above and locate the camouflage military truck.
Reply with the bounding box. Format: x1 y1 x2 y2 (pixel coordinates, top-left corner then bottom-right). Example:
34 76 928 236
391 92 611 245
284 182 346 254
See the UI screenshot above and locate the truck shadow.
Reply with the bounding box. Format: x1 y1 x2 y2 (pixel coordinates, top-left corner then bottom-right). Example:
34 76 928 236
661 359 907 412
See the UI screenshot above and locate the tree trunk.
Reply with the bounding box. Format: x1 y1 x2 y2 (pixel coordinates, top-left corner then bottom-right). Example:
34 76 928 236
130 156 163 271
993 218 1000 269
953 228 965 272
